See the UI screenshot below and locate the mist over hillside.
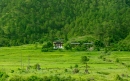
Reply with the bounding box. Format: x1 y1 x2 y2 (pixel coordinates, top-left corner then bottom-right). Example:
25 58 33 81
0 0 130 47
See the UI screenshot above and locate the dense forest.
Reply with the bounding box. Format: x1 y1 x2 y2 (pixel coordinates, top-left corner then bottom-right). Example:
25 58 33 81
0 0 130 49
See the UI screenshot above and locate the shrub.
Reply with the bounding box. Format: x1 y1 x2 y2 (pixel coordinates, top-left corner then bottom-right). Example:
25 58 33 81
64 69 68 72
34 63 41 70
81 56 89 64
27 76 43 81
104 47 109 53
121 63 126 66
95 47 100 51
99 55 104 59
70 66 73 69
103 58 106 61
9 75 24 81
94 40 104 48
0 71 9 81
74 64 78 68
34 42 38 49
73 45 82 51
85 69 89 74
11 70 14 73
73 68 79 73
26 65 33 70
116 58 120 63
115 74 128 81
126 65 130 68
115 74 123 81
9 75 77 81
50 75 60 81
87 78 95 81
64 43 72 50
81 44 87 51
43 76 50 81
41 48 49 52
41 42 53 52
49 76 76 81
118 35 130 51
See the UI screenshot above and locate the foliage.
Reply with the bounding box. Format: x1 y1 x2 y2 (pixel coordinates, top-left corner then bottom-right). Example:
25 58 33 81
41 42 53 52
116 58 120 63
74 64 78 68
64 43 72 50
73 68 79 74
10 70 14 73
65 40 93 51
115 74 124 81
9 75 76 81
0 0 130 48
0 71 9 81
85 69 89 74
94 40 104 48
9 75 25 81
64 69 68 72
27 76 43 81
0 46 130 80
118 34 130 51
33 63 41 70
73 45 82 51
81 56 89 64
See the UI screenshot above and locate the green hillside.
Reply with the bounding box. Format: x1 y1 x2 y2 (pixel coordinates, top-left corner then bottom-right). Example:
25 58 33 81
0 0 130 47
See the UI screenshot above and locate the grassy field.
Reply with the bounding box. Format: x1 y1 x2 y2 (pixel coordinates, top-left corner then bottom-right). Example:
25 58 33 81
0 44 130 81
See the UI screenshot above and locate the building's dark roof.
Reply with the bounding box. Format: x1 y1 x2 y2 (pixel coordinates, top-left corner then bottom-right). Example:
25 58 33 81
53 42 63 44
53 39 64 43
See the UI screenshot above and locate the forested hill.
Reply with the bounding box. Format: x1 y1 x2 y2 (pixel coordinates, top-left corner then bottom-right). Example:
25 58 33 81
0 0 130 46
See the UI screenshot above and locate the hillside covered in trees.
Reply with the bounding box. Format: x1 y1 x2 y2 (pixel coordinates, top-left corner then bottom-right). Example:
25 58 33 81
0 0 130 49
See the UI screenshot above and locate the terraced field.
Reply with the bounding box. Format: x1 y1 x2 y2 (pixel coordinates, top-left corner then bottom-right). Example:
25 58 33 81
0 45 130 81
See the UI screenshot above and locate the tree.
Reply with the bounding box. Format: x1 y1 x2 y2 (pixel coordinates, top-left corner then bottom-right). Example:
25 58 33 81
81 56 89 64
34 63 40 70
0 0 130 49
81 56 90 74
41 42 53 52
64 43 72 50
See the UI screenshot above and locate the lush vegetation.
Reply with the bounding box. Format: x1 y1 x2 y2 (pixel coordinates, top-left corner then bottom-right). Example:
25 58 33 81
0 45 130 81
0 0 130 50
0 0 130 80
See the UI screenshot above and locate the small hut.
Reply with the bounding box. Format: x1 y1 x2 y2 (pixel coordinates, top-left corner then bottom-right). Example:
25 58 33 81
53 41 63 49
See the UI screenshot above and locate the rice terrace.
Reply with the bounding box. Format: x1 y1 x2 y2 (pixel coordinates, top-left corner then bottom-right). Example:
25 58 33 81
0 44 130 81
0 0 130 81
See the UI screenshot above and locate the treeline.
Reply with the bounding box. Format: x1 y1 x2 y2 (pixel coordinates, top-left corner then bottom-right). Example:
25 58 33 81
0 0 130 48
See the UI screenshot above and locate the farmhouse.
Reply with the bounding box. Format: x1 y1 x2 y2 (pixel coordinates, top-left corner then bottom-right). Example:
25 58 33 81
53 41 63 49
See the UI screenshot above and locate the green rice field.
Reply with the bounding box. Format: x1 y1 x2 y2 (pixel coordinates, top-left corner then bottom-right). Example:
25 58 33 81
0 44 130 81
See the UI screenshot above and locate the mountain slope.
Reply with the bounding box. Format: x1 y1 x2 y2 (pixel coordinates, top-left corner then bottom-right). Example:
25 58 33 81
0 0 130 46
